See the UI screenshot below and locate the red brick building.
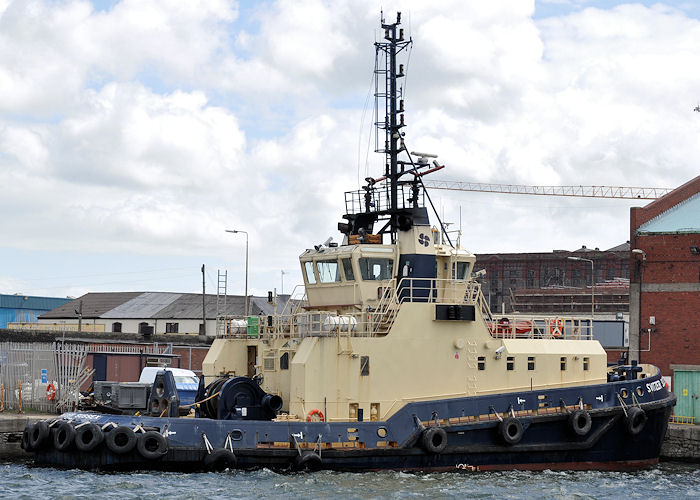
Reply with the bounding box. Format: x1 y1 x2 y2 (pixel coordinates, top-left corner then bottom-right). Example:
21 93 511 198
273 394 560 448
628 175 700 404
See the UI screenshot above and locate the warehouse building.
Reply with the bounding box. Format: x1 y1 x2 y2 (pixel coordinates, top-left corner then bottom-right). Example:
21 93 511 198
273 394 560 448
0 293 71 328
628 175 700 418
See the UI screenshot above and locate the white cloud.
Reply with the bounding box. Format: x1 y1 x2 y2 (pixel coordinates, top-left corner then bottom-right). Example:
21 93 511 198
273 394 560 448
2 0 700 296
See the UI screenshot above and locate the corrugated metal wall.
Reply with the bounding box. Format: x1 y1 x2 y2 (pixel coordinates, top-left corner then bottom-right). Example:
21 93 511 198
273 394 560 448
0 294 71 328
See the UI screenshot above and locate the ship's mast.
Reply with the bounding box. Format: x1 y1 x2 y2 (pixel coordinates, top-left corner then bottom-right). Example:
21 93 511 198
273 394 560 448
375 12 411 242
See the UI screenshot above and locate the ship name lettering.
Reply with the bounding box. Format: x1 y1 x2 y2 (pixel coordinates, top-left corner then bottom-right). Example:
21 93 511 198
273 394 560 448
646 381 663 392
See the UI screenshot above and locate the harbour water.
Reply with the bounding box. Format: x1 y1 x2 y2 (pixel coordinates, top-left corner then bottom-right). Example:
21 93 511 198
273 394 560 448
1 461 698 499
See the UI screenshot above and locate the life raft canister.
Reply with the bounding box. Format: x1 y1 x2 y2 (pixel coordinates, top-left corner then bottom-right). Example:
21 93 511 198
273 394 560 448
306 409 325 422
549 318 564 338
46 383 56 400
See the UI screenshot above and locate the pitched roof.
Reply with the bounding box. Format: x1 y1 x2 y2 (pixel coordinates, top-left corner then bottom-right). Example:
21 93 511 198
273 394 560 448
39 292 143 319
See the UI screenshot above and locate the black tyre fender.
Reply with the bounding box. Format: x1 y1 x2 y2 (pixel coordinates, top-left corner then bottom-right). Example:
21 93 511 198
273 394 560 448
421 426 448 454
75 423 104 452
137 431 168 460
28 421 50 450
293 451 322 472
499 417 524 445
21 424 34 451
569 409 592 436
204 448 237 472
105 425 137 455
52 421 76 451
626 407 647 435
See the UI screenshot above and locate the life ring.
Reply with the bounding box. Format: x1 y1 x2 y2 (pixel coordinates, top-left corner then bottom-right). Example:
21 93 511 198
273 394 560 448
204 448 237 472
421 426 448 454
46 383 56 401
105 425 137 455
569 409 592 436
52 421 76 451
306 409 325 422
137 430 168 460
498 417 523 445
75 422 104 452
549 318 564 338
626 407 647 435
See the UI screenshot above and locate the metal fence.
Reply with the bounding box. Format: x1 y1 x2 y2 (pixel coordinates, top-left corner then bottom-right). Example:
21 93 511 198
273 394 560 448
0 342 91 413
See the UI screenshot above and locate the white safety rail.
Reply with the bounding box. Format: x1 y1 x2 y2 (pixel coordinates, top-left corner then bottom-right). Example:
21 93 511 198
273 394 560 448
0 342 90 413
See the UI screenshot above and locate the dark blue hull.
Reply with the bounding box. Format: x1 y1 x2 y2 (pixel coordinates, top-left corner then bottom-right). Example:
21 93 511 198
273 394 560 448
27 371 676 472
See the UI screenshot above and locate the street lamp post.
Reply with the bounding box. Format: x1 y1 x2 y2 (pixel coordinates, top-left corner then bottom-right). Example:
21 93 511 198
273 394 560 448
226 229 249 316
568 256 595 320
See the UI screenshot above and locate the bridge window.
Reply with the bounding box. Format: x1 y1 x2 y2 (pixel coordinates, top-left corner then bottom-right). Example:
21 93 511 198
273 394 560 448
280 352 289 370
342 258 355 281
304 261 316 284
359 258 393 280
452 261 470 280
317 260 341 283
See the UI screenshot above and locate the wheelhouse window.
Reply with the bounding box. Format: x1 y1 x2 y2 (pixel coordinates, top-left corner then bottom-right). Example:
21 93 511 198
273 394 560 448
303 261 316 284
359 257 393 281
316 260 341 283
342 258 355 281
280 352 289 370
452 261 470 280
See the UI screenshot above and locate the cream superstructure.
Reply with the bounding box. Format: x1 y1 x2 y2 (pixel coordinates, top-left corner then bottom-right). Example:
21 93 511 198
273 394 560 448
203 222 605 422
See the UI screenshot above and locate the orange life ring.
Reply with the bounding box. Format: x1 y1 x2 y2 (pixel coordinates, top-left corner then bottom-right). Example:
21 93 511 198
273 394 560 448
46 383 56 401
306 409 325 422
549 318 564 338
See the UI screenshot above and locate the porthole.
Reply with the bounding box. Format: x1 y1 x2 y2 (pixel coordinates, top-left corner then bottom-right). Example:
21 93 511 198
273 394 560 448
377 427 388 438
636 386 644 397
231 429 243 440
620 388 629 399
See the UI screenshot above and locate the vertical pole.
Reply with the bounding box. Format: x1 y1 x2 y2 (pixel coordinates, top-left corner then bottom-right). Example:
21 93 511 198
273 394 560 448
18 380 22 414
201 264 206 336
78 300 83 333
245 233 249 317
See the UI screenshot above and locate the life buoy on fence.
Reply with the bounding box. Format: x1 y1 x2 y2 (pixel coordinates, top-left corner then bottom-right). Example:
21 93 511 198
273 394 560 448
46 383 56 401
549 318 564 338
306 409 325 422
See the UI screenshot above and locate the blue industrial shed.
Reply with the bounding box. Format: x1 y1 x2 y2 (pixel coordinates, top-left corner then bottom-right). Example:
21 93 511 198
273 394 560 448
0 294 72 328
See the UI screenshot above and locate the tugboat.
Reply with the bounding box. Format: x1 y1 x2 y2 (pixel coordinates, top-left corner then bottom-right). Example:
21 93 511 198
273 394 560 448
23 12 675 472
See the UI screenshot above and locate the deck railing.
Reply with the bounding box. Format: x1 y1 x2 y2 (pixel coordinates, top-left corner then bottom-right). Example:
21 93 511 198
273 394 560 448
214 278 593 340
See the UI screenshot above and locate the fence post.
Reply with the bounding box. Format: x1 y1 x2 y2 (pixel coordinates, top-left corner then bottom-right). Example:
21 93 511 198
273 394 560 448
18 379 22 414
0 382 4 412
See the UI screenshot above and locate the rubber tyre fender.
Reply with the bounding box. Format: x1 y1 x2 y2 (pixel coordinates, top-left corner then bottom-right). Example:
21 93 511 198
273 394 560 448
421 426 448 454
626 407 647 436
569 409 592 436
52 421 76 451
293 451 322 472
499 417 524 445
105 425 137 455
75 423 104 452
28 421 50 450
204 448 237 472
21 424 34 451
137 431 168 460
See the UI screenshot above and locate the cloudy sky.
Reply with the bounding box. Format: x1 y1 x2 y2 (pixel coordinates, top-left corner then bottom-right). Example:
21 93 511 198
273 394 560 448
1 0 699 299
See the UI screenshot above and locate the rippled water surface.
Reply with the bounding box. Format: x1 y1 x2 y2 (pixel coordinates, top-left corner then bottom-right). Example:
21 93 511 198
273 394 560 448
1 461 698 499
